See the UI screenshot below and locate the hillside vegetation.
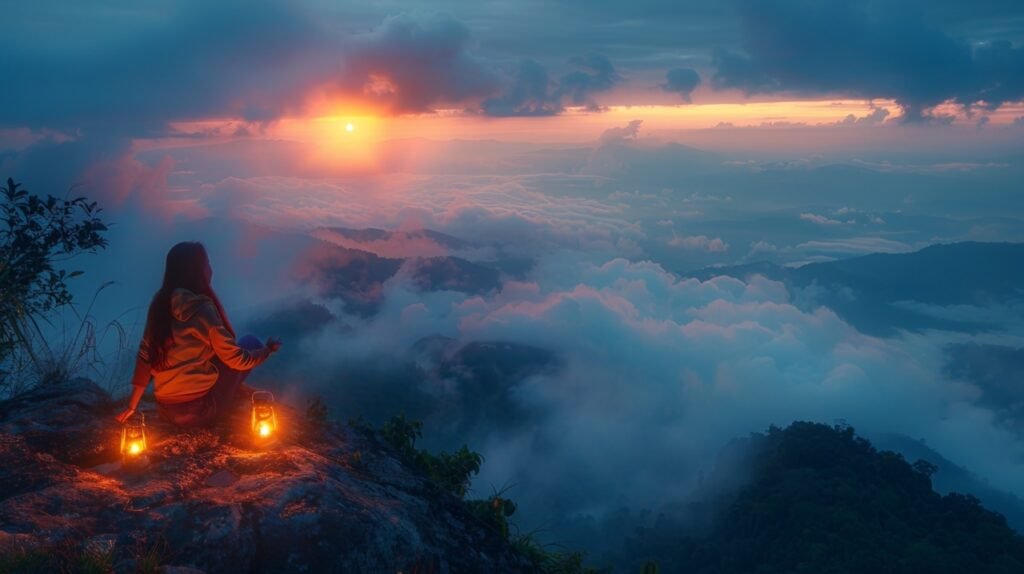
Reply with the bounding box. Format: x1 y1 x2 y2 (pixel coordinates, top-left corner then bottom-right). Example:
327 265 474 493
628 422 1024 574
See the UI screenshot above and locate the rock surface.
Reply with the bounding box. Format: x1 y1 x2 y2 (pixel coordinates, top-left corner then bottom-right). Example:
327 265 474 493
0 379 532 573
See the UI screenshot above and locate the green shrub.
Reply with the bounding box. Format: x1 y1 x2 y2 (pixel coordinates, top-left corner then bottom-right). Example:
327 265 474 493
346 414 372 435
381 414 422 459
132 534 170 574
380 414 483 499
0 178 108 386
377 415 608 572
418 445 483 499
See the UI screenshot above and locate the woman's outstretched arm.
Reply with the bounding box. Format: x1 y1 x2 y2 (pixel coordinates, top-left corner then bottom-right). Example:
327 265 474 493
197 300 277 370
115 355 152 423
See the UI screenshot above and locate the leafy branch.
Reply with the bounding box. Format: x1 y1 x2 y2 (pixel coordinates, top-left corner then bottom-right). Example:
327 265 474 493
0 178 108 378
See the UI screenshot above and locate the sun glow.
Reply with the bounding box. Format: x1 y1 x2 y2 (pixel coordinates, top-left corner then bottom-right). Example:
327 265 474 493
267 114 381 172
146 97 1024 179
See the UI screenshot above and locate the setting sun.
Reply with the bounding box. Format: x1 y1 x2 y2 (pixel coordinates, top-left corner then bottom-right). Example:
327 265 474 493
262 114 382 173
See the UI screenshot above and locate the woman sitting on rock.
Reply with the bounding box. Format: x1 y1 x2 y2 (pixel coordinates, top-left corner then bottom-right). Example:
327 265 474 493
115 241 282 427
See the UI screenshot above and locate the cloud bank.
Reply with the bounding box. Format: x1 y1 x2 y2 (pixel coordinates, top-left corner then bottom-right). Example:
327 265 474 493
713 0 1024 119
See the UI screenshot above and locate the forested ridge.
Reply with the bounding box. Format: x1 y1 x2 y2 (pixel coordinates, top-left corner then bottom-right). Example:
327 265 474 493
627 422 1024 574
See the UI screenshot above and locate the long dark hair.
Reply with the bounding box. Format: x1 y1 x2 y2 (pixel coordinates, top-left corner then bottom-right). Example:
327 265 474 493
144 241 235 369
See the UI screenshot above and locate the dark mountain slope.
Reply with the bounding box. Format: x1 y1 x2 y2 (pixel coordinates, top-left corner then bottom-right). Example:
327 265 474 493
790 241 1024 305
691 242 1024 335
294 243 501 317
316 226 478 251
628 422 1024 574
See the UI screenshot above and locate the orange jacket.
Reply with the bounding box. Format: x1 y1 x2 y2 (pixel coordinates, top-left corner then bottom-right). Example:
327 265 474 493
137 288 268 404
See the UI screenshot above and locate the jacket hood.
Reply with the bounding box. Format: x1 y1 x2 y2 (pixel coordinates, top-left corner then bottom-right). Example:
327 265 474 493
170 288 211 322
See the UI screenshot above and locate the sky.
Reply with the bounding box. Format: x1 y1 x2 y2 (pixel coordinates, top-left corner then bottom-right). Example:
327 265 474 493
3 0 1024 561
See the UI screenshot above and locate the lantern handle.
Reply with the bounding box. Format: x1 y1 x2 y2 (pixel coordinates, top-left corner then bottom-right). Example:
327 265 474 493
252 390 275 405
122 411 145 426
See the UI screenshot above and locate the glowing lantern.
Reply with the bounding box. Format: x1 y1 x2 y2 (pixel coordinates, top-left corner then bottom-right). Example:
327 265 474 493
120 412 148 466
251 391 278 443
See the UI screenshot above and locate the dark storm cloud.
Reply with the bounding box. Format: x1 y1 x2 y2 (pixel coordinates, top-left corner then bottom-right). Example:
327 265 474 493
558 54 623 109
6 0 1021 131
0 0 329 132
0 4 501 131
712 0 1024 119
0 5 511 192
660 68 701 102
482 54 622 116
472 0 736 70
338 14 500 114
480 59 562 117
0 0 337 196
466 0 1022 84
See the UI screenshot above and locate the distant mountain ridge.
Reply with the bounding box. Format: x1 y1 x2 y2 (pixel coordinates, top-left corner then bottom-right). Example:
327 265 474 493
314 226 477 252
691 241 1024 335
296 243 502 316
296 227 510 316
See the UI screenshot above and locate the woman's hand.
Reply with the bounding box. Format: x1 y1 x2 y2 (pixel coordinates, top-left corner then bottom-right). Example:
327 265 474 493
115 407 137 424
265 336 283 354
118 356 151 423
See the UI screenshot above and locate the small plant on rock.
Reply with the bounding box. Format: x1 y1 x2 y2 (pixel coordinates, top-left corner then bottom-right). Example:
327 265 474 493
381 413 423 460
468 490 518 539
132 534 171 574
305 396 329 431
